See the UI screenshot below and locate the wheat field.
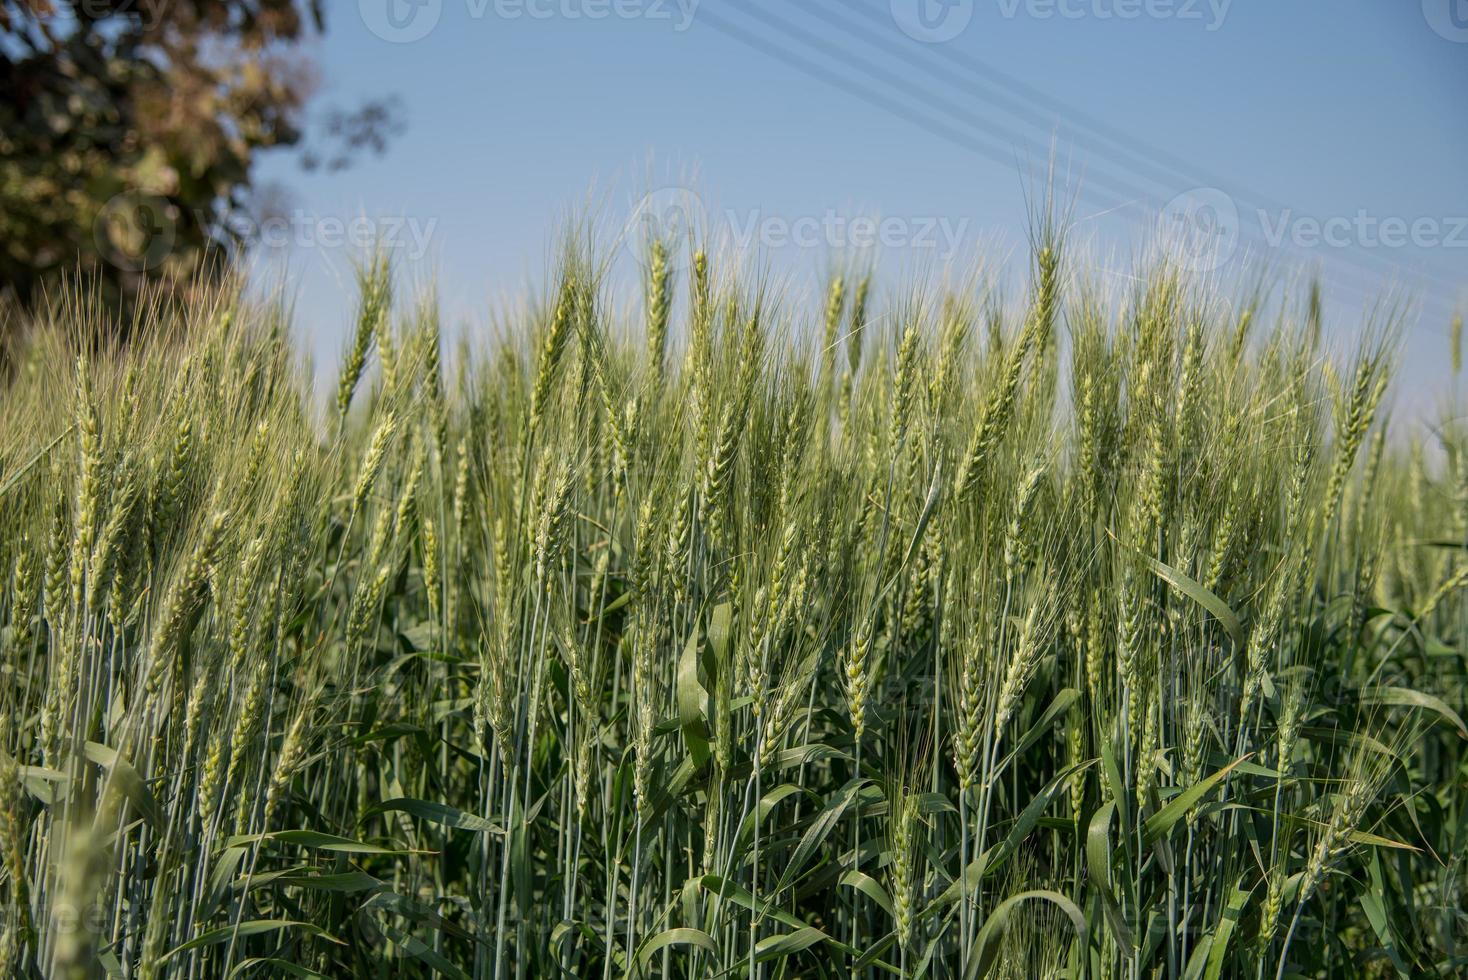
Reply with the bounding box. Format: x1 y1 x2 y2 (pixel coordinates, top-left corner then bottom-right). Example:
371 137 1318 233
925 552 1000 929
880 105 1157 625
0 229 1465 978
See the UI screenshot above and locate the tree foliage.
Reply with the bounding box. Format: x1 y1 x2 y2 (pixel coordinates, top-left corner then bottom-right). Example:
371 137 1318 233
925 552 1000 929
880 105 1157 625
0 0 393 318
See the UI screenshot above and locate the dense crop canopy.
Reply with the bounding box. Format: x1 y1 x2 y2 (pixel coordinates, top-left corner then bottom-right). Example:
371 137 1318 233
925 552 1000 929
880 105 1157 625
0 234 1464 978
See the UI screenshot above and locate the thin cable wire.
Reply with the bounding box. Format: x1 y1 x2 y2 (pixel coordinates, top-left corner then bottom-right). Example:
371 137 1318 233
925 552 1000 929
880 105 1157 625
815 0 1465 296
695 5 1458 329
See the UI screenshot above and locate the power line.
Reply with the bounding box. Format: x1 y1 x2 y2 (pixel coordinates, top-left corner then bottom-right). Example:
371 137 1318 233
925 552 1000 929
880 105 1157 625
695 4 1457 328
816 0 1465 298
786 0 1463 309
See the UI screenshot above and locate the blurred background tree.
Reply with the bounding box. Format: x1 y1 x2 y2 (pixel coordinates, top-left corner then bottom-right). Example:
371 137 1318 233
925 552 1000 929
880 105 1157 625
0 0 400 325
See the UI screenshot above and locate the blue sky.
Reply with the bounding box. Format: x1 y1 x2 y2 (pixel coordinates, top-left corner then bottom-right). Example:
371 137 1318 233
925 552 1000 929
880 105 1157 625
253 0 1467 408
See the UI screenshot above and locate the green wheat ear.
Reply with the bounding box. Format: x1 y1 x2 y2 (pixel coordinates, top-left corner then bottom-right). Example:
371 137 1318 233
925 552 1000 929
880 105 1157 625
0 214 1456 980
1452 310 1463 376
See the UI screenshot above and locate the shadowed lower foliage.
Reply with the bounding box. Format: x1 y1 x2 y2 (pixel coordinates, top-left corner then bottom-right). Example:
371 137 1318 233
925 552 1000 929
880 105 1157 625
0 233 1465 978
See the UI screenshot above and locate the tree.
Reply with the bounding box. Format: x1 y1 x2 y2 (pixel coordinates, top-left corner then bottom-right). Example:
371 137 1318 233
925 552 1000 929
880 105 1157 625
0 0 396 317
